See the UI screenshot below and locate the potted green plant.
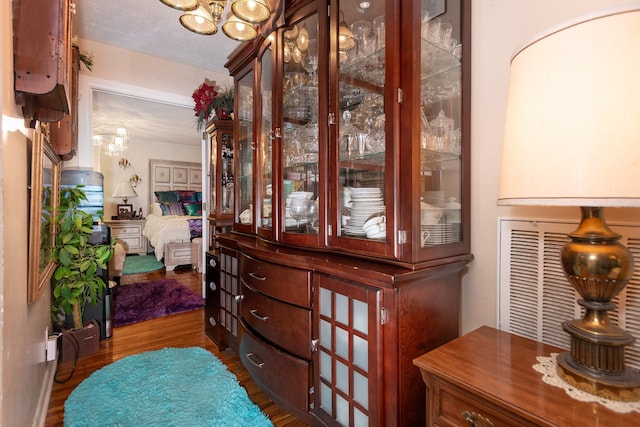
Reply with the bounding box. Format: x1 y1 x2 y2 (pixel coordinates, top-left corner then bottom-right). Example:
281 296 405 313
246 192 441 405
51 185 114 333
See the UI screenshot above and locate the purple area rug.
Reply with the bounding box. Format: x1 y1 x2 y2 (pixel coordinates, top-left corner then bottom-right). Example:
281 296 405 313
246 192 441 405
113 278 204 327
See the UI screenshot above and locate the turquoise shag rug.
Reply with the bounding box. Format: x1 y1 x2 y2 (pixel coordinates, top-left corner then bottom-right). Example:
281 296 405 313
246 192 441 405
64 347 273 427
122 255 165 275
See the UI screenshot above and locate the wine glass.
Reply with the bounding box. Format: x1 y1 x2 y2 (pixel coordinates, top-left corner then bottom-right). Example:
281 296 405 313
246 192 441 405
305 199 319 233
289 198 307 228
303 46 318 84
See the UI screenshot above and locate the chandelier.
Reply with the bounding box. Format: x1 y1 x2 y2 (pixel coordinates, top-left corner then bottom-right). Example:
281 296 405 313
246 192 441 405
93 127 129 157
159 0 272 41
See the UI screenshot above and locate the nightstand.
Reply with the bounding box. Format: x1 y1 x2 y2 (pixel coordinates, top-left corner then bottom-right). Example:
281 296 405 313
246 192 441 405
104 219 147 255
413 326 640 426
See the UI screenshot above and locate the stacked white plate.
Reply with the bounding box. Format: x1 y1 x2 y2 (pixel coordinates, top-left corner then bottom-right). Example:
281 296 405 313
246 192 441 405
421 224 455 247
343 187 385 237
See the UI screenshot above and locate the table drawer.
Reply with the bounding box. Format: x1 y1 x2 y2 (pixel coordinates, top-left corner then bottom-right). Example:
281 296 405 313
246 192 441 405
239 320 311 414
241 282 312 359
239 253 311 308
112 224 142 236
431 377 531 427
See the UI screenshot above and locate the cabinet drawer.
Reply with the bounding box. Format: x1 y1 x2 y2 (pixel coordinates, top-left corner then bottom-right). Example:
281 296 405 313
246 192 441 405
241 283 312 359
239 253 311 308
239 321 311 414
116 236 143 251
431 377 530 427
112 225 142 236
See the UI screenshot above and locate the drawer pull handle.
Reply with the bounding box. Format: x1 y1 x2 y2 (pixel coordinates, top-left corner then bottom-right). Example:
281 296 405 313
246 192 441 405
246 352 265 368
250 309 268 321
248 272 267 281
462 411 494 427
208 282 217 291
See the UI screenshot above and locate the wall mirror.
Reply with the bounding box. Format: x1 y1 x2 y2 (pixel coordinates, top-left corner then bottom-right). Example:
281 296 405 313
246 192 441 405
28 129 60 303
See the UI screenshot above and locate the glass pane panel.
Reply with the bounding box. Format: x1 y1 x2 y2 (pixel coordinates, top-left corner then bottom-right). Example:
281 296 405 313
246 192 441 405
336 360 349 394
338 1 386 242
353 334 368 371
335 293 348 325
352 299 368 334
282 13 320 235
320 319 332 348
321 382 333 414
354 407 368 427
220 131 234 214
321 349 332 381
419 4 462 247
237 71 254 226
335 326 349 360
353 371 368 410
336 394 349 427
320 287 332 317
260 43 273 230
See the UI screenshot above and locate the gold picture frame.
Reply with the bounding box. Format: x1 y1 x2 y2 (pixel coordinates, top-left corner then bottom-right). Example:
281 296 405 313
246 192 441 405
28 130 60 303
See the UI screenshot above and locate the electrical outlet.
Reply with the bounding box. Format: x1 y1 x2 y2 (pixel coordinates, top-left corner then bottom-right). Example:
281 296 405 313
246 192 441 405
46 328 59 362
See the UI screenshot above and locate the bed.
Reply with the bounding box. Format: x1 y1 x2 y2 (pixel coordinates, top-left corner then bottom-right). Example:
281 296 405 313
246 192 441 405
144 160 203 271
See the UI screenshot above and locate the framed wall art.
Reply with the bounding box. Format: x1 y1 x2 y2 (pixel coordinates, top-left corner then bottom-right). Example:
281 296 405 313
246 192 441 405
28 129 60 303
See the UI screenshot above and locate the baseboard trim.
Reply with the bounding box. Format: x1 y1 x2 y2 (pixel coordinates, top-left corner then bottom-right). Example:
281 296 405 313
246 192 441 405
32 358 57 427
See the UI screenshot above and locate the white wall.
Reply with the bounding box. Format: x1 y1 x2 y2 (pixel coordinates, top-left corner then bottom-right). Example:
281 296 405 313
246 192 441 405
464 0 637 334
1 2 58 426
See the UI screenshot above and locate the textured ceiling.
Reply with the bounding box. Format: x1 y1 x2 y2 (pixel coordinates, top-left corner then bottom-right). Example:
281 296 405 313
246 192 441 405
75 0 241 147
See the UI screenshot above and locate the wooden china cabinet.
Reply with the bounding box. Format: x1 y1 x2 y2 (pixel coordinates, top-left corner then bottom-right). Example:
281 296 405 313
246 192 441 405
206 120 235 239
210 0 472 425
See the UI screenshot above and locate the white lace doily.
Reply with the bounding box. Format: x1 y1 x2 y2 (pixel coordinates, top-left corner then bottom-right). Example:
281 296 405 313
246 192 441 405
533 353 640 413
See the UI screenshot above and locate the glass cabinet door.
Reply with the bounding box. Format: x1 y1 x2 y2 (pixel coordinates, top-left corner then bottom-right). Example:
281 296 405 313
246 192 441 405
333 1 388 246
258 39 274 237
208 120 234 226
418 2 464 249
281 11 322 242
236 69 255 231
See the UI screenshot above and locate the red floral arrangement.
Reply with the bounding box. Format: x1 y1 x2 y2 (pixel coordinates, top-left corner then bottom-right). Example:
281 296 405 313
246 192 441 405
192 79 234 130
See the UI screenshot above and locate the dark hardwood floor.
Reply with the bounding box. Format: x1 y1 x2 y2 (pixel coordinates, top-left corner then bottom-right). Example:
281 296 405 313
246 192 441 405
45 266 309 426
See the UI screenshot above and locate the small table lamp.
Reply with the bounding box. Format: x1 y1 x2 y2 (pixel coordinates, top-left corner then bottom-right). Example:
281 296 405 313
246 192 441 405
499 6 640 401
112 180 138 219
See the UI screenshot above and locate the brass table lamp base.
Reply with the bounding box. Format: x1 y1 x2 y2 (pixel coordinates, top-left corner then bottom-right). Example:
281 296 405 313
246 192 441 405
557 207 640 402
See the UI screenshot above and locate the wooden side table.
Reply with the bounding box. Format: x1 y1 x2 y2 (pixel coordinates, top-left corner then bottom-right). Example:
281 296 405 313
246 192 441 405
104 219 147 255
413 326 640 426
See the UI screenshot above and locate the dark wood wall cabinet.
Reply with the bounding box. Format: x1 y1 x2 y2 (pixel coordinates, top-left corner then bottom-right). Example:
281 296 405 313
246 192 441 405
205 0 472 425
414 326 640 427
14 0 74 123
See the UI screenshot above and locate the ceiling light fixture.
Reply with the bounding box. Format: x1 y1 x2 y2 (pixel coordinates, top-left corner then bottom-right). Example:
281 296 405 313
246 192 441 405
231 0 271 24
222 15 258 41
95 127 129 157
160 0 268 41
159 0 198 11
338 11 355 51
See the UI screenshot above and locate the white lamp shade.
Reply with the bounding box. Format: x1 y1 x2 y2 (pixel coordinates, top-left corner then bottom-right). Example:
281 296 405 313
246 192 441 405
499 6 640 207
112 181 138 199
